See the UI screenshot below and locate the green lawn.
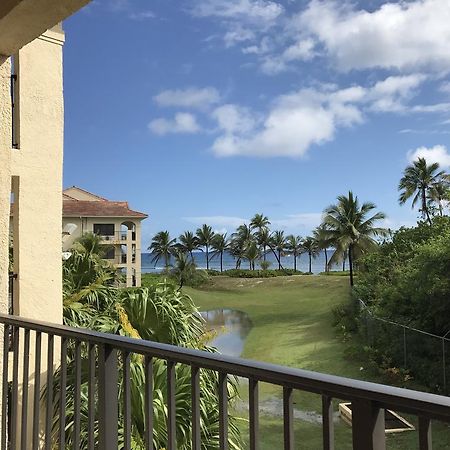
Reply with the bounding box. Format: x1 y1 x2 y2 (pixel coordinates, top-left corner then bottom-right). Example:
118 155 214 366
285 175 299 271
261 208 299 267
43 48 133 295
184 275 450 449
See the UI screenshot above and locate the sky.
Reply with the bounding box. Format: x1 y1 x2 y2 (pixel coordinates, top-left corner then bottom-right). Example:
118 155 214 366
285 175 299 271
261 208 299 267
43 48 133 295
63 0 450 247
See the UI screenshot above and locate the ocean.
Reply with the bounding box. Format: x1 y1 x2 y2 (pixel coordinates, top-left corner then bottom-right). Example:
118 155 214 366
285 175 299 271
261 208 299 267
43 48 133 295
141 250 344 275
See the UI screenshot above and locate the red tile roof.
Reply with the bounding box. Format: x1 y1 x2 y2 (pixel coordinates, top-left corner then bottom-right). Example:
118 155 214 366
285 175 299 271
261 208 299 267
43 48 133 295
63 200 148 219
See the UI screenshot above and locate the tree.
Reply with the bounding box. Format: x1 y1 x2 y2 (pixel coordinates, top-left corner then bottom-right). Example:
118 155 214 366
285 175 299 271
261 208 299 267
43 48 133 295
302 236 319 274
285 235 303 272
399 157 445 224
243 241 260 270
255 228 271 262
211 233 228 272
250 213 270 232
430 177 450 217
148 231 176 269
178 231 199 261
196 224 215 270
313 225 334 272
171 250 197 288
323 191 386 286
270 230 286 270
56 246 244 449
73 232 110 258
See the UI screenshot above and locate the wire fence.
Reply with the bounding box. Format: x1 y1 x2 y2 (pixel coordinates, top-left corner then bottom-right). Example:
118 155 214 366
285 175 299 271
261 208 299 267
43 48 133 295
358 299 450 394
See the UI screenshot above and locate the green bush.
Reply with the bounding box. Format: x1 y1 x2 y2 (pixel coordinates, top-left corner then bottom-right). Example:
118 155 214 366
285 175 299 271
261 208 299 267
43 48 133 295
222 269 302 278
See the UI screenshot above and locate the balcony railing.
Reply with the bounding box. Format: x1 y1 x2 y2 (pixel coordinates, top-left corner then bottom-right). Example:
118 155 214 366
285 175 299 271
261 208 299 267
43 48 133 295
97 231 136 243
1 313 449 450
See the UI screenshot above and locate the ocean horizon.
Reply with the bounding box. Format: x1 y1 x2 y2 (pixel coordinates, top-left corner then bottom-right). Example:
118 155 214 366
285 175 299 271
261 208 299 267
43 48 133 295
141 250 345 275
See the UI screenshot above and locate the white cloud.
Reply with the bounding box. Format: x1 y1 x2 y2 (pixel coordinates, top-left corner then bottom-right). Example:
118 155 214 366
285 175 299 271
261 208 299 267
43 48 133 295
129 10 156 20
154 87 220 110
407 145 450 168
213 104 257 134
148 113 201 135
209 75 442 158
295 0 450 72
191 0 283 25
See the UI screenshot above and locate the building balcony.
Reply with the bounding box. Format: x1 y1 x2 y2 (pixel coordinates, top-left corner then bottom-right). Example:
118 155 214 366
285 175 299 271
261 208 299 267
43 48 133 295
1 313 449 450
98 231 136 244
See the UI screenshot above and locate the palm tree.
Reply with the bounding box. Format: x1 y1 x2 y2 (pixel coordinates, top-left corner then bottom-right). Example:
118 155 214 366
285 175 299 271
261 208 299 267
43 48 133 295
399 157 445 224
73 232 109 258
430 176 450 216
302 236 319 274
255 228 271 262
250 213 270 232
313 225 334 273
285 235 303 272
323 191 386 286
211 233 228 272
171 250 197 288
148 231 176 269
179 231 199 261
270 230 286 270
243 241 260 270
196 224 215 270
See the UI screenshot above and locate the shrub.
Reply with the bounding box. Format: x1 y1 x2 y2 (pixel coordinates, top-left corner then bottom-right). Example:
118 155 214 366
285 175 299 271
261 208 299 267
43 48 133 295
222 269 302 278
260 260 271 270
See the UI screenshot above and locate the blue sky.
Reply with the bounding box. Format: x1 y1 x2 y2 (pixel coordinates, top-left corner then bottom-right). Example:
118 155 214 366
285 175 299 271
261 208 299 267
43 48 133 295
63 0 450 247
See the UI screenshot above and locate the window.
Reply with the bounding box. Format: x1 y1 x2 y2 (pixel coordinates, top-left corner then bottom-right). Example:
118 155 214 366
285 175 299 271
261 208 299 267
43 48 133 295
93 224 114 236
104 247 115 260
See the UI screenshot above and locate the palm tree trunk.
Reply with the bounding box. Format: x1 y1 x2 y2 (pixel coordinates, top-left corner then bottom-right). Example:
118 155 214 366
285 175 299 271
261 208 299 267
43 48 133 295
308 252 312 273
294 253 297 271
263 245 266 262
342 253 346 272
324 248 328 272
422 187 432 224
189 250 194 262
278 251 281 269
348 245 354 287
220 252 223 272
206 245 209 270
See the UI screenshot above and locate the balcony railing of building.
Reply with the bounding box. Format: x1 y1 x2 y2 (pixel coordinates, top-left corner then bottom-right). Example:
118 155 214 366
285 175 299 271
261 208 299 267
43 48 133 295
97 231 136 243
1 313 450 450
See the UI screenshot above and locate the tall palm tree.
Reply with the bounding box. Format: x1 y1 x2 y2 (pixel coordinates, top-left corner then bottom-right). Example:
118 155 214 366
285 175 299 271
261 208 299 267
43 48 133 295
285 235 303 272
171 250 197 288
196 224 215 270
323 191 386 286
430 176 450 217
243 241 260 270
313 225 334 273
178 231 199 261
250 213 270 232
255 228 271 262
270 230 286 270
399 157 445 224
148 231 176 269
302 236 319 274
211 233 229 272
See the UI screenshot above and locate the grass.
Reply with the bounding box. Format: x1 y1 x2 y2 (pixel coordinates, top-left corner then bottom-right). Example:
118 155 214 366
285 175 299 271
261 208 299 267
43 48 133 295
184 275 450 449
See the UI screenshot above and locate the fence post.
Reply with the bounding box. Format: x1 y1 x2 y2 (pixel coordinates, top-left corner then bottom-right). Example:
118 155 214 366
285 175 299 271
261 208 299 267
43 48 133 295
351 399 385 450
442 338 446 394
403 327 407 367
98 344 118 450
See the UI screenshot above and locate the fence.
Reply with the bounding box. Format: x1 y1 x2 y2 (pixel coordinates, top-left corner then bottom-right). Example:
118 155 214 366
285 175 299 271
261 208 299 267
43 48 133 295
359 300 450 394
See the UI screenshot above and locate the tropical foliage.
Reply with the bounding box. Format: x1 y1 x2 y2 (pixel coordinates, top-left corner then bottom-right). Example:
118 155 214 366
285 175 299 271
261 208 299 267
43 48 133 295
56 238 243 449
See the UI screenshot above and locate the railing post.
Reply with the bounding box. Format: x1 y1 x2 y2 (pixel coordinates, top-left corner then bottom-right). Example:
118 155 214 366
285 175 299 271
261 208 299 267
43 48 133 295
98 344 118 450
351 400 385 450
418 417 432 450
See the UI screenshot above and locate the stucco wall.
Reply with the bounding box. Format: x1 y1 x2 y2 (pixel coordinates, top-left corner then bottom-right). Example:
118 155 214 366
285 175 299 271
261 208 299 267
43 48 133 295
10 29 64 322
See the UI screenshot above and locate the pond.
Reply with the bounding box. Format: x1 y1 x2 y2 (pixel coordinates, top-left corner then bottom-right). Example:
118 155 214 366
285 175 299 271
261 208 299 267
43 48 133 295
200 309 253 357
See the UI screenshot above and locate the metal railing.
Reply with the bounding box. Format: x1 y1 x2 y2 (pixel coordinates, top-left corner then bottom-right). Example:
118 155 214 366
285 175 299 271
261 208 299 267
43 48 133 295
1 313 450 450
97 231 136 243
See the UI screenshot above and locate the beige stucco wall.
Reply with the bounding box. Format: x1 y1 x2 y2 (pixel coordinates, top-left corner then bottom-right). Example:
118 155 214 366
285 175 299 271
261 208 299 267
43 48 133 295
10 28 65 322
0 56 12 438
